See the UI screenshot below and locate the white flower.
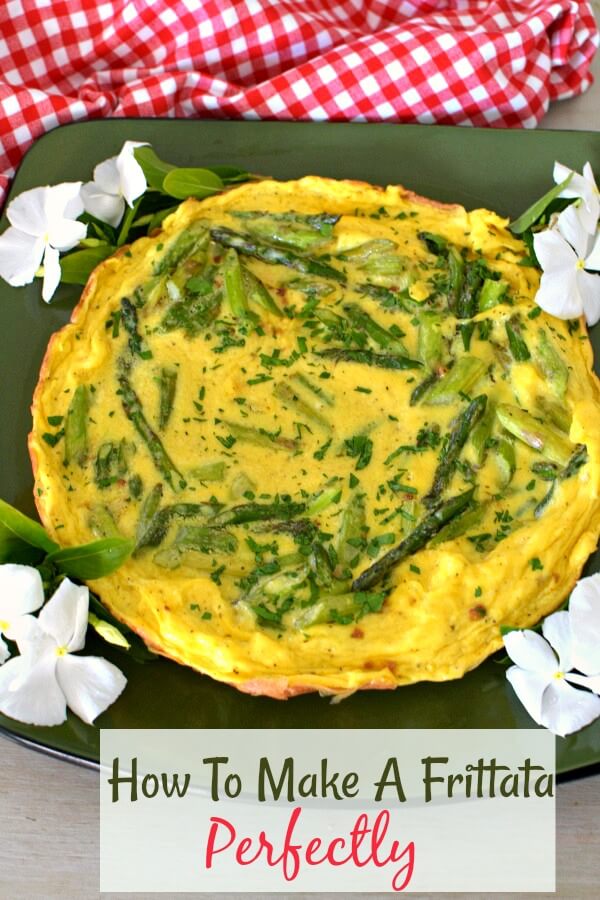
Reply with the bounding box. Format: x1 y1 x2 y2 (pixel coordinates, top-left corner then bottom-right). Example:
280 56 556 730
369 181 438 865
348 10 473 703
554 161 600 234
504 575 600 737
0 564 45 664
568 574 600 692
0 183 86 302
81 140 148 228
0 577 126 726
533 204 600 325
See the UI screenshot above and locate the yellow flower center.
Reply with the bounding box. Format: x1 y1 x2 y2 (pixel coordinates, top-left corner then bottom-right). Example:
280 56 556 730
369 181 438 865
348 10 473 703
554 670 565 680
0 619 9 633
55 646 68 657
576 258 586 270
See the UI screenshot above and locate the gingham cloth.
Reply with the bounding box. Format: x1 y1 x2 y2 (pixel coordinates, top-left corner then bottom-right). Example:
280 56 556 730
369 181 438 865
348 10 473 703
0 1 598 206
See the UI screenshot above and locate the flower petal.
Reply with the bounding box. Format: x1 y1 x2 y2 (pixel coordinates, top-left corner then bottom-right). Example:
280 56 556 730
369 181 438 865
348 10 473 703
0 564 44 626
41 244 61 303
506 665 550 725
557 204 590 259
554 161 599 233
0 227 45 287
577 269 600 326
56 654 127 724
542 611 572 672
43 182 84 226
0 636 9 665
38 578 89 651
0 651 66 726
92 157 121 195
47 217 87 253
569 574 600 675
565 672 600 694
585 230 600 272
116 141 148 207
503 629 558 675
533 227 577 273
540 678 600 737
535 267 583 319
6 186 50 236
80 182 124 228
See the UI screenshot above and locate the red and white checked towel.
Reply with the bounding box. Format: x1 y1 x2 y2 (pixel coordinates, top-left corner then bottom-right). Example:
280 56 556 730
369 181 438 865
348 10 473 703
0 1 598 206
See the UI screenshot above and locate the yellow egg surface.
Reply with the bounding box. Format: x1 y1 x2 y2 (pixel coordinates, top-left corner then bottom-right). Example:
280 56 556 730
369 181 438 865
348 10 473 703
29 177 600 698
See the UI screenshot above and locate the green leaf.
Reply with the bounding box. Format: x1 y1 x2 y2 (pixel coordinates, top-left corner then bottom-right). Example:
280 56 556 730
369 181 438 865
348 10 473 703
0 537 46 565
0 498 58 553
509 174 573 234
208 165 251 184
162 167 224 200
47 537 134 579
60 246 115 284
134 146 176 191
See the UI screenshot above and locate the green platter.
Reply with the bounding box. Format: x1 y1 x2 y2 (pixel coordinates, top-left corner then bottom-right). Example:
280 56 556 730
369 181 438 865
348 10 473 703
1 119 600 773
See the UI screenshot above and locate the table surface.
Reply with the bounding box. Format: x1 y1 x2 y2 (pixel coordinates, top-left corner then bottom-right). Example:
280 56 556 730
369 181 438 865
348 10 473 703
2 9 600 896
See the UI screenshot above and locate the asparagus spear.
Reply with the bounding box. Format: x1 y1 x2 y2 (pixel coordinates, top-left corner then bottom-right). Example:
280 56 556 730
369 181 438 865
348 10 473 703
336 491 367 569
494 437 516 486
534 329 569 398
64 385 90 466
293 591 384 628
343 303 408 355
505 316 531 362
135 484 163 547
94 439 130 488
290 373 334 406
456 261 483 319
210 500 306 527
241 266 283 316
418 356 486 405
234 210 339 251
158 367 178 431
429 501 486 546
118 371 186 489
153 222 208 276
478 279 507 310
423 395 487 508
317 348 422 370
210 227 346 283
121 298 152 359
170 524 238 554
470 399 496 465
136 500 220 550
447 246 464 312
495 404 575 466
222 247 249 317
222 420 299 451
190 461 226 482
535 396 571 433
417 312 445 371
352 488 475 591
273 381 331 430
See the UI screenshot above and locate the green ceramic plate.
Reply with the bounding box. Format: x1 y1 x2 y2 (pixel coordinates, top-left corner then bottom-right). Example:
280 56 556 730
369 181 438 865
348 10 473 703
1 120 600 773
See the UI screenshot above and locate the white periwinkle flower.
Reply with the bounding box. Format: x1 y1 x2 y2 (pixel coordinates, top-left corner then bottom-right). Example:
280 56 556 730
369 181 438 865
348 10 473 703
0 182 86 302
81 140 148 228
0 564 45 664
533 204 600 325
504 574 600 737
554 160 600 234
0 576 126 726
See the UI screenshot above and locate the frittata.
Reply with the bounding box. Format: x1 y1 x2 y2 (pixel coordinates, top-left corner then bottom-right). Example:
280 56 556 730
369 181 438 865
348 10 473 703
29 176 600 697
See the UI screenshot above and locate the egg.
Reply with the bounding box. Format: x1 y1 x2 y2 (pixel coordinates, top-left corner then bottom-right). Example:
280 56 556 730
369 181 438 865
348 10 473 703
29 177 600 698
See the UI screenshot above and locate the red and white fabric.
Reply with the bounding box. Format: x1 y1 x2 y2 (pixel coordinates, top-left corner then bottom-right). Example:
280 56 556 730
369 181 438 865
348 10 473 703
0 1 598 206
